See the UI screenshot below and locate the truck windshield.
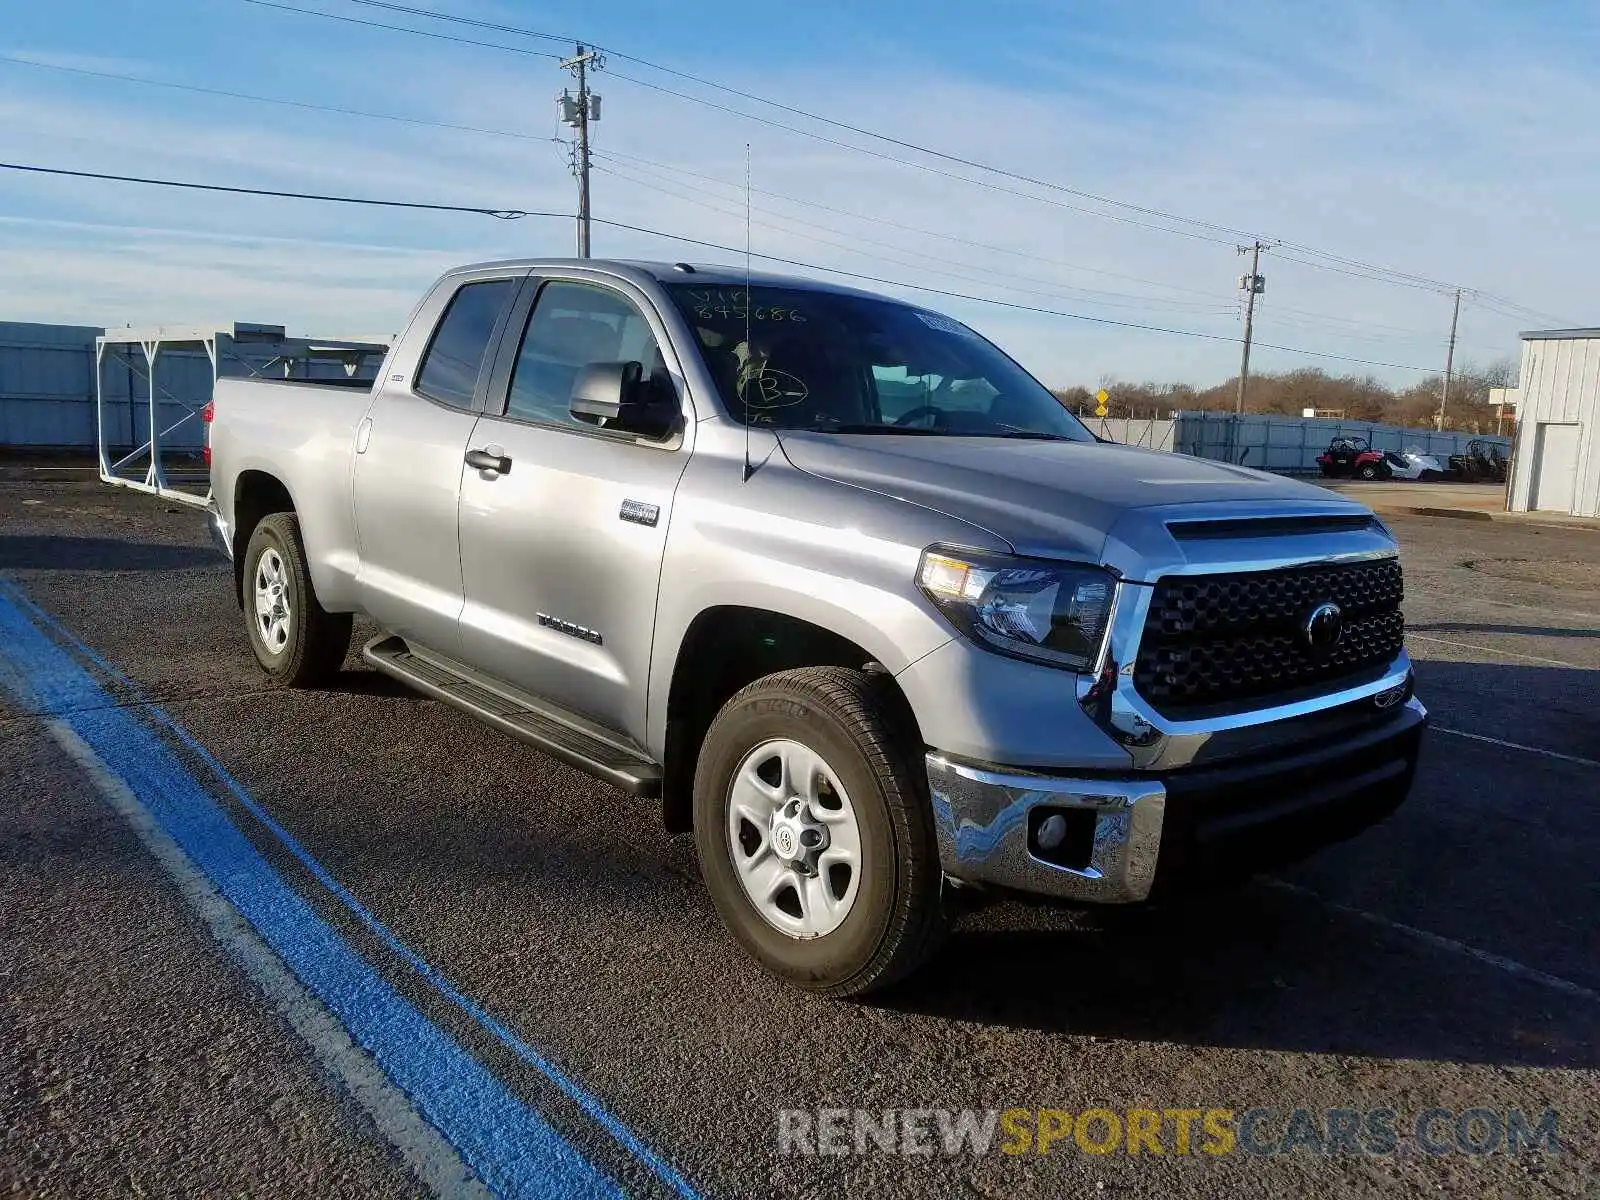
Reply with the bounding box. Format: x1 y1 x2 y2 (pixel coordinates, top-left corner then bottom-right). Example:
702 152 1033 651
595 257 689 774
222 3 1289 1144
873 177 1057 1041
664 283 1093 440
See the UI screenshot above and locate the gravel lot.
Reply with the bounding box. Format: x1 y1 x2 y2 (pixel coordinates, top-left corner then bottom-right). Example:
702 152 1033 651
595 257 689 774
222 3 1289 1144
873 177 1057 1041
2 467 1595 1198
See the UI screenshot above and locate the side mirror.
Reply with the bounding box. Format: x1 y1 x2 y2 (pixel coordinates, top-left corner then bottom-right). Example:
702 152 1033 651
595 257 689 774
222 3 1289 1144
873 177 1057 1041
569 361 678 438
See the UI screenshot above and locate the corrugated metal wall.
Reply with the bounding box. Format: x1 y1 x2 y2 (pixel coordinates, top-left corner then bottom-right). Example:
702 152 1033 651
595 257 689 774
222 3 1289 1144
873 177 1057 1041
1508 335 1599 517
1174 412 1510 473
0 322 101 448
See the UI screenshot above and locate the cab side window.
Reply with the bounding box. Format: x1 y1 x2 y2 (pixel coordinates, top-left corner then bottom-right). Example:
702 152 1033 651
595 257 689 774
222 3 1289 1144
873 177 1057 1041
505 281 672 427
415 278 517 409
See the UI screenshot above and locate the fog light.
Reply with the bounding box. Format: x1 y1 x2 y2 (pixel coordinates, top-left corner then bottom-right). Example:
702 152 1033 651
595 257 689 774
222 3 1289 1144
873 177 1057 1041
1036 813 1068 850
1028 807 1097 870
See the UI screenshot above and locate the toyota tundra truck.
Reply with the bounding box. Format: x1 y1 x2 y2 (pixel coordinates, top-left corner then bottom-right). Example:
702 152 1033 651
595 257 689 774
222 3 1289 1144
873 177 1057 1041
205 258 1426 996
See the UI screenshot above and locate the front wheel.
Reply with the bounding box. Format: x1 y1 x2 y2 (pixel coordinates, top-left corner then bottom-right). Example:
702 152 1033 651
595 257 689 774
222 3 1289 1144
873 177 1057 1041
1357 462 1380 480
693 667 947 997
241 512 353 687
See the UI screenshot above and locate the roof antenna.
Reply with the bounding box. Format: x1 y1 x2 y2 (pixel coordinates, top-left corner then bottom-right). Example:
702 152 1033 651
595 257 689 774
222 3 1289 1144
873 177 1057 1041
741 141 754 483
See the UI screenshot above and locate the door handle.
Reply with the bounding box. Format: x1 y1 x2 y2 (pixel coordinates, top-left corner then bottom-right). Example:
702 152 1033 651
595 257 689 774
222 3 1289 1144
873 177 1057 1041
465 447 512 475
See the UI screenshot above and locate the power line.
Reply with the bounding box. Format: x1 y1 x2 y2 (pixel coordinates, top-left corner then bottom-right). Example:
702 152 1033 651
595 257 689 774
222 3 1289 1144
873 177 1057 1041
240 0 563 59
589 216 1438 372
0 154 1440 372
0 161 554 219
244 2 1246 248
593 160 1238 316
349 0 1265 241
334 0 1557 309
5 37 1512 337
590 147 1232 303
597 147 1524 352
0 52 562 144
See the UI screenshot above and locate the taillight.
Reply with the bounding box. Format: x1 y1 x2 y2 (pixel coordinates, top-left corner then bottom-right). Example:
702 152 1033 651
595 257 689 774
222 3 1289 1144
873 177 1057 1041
202 400 214 423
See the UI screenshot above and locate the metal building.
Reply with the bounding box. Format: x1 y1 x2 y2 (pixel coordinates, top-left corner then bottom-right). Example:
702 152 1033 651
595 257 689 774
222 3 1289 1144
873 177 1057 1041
0 321 102 447
1508 329 1600 517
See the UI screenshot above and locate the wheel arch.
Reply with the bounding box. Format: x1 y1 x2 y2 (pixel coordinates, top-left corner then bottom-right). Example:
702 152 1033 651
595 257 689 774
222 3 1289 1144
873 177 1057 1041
231 470 297 607
658 605 924 834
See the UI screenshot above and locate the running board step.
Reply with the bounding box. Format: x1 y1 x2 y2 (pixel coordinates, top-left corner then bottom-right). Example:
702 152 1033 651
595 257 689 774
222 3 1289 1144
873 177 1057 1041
362 635 662 797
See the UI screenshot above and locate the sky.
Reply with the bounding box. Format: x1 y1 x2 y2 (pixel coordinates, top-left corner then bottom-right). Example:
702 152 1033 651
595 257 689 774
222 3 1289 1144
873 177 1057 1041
1 0 1595 390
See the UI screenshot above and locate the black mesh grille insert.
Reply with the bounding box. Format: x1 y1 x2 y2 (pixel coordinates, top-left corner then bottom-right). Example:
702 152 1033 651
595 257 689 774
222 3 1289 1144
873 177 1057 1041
1134 558 1404 715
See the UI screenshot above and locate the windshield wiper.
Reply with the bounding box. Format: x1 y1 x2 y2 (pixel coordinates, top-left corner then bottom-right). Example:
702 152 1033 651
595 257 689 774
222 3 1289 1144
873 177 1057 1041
987 430 1078 441
808 423 946 435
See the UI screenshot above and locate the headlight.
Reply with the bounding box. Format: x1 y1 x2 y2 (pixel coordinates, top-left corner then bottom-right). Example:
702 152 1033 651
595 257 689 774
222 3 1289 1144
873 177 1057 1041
917 547 1116 672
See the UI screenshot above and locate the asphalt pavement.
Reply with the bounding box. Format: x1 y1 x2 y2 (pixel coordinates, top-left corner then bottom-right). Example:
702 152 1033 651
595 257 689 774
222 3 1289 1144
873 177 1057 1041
1 466 1596 1198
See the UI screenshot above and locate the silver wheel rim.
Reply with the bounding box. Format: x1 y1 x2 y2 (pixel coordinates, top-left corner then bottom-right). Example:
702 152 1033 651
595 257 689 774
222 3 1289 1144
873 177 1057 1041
726 738 862 939
253 547 293 656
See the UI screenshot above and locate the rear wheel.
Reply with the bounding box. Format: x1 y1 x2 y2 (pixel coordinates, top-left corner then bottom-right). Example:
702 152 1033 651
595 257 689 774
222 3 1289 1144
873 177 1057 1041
1357 462 1379 480
242 512 352 687
693 667 946 997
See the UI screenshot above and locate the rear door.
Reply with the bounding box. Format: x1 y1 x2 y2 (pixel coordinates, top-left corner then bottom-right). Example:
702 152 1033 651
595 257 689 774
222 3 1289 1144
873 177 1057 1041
352 270 526 656
455 274 693 742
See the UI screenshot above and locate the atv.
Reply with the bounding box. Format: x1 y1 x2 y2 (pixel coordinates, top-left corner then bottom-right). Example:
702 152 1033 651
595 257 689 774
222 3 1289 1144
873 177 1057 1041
1447 439 1508 484
1317 436 1391 480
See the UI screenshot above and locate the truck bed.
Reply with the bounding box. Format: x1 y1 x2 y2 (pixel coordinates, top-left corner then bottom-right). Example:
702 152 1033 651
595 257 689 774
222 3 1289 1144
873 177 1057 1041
208 376 378 612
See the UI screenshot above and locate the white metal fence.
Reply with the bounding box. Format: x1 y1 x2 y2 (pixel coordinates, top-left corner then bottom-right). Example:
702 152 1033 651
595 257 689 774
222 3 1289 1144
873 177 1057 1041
1074 415 1176 451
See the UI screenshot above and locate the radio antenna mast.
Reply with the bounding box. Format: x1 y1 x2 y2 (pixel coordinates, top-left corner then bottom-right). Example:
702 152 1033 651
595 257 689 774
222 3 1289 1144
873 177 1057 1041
741 141 754 482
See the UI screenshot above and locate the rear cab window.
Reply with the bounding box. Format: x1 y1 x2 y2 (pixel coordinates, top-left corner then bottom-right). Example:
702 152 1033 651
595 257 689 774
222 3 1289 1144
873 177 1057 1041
415 278 518 409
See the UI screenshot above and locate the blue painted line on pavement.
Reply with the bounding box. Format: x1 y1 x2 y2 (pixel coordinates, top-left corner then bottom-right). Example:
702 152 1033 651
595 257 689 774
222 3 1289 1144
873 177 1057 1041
0 586 624 1200
0 579 703 1200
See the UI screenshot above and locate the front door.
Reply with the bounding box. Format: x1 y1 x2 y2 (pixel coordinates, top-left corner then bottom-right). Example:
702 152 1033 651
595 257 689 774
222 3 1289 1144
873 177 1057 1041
456 275 692 743
353 273 523 656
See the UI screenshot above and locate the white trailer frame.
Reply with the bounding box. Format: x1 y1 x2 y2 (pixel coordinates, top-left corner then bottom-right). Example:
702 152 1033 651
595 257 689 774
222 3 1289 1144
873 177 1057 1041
95 323 388 509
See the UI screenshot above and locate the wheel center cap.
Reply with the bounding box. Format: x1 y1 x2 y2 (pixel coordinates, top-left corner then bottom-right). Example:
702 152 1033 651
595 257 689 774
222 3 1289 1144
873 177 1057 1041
772 824 798 859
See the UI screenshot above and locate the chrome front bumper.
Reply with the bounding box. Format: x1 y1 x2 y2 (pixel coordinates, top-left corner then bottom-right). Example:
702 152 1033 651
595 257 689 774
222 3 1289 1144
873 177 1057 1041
926 695 1426 904
927 756 1167 903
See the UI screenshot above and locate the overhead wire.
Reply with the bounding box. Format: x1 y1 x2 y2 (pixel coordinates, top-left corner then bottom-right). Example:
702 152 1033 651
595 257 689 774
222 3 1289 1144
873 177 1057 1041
241 1 1249 248
0 161 554 219
0 153 1452 371
239 0 564 60
588 216 1440 372
237 0 1571 325
589 147 1232 303
0 52 562 143
592 160 1239 316
591 146 1521 344
335 0 1563 312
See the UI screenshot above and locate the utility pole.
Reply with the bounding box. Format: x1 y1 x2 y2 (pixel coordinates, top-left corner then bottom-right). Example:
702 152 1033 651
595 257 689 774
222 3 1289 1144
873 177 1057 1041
558 44 603 257
1234 241 1268 415
1435 287 1461 431
1228 241 1267 465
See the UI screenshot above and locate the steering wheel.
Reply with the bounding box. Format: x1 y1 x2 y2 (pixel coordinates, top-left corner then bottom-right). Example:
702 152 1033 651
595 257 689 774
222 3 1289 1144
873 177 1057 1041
893 405 946 429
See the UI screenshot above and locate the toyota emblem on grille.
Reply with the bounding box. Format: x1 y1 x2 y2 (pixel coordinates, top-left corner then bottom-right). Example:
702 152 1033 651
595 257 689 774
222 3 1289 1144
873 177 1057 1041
1302 601 1344 652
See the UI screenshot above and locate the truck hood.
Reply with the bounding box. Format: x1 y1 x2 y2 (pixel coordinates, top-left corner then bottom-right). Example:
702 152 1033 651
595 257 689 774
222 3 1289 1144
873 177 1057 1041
777 432 1378 575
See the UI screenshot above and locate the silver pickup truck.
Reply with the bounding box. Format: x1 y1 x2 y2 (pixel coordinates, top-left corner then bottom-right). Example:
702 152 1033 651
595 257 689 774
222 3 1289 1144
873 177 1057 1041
206 258 1426 996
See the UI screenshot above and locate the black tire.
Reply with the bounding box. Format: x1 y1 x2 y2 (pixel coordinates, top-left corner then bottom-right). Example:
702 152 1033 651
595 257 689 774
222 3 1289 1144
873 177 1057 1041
241 512 353 687
692 666 947 997
1357 462 1379 480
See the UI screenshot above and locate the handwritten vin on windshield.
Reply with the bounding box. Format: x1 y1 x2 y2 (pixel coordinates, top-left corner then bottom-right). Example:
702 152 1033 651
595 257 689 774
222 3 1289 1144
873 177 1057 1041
685 289 807 322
